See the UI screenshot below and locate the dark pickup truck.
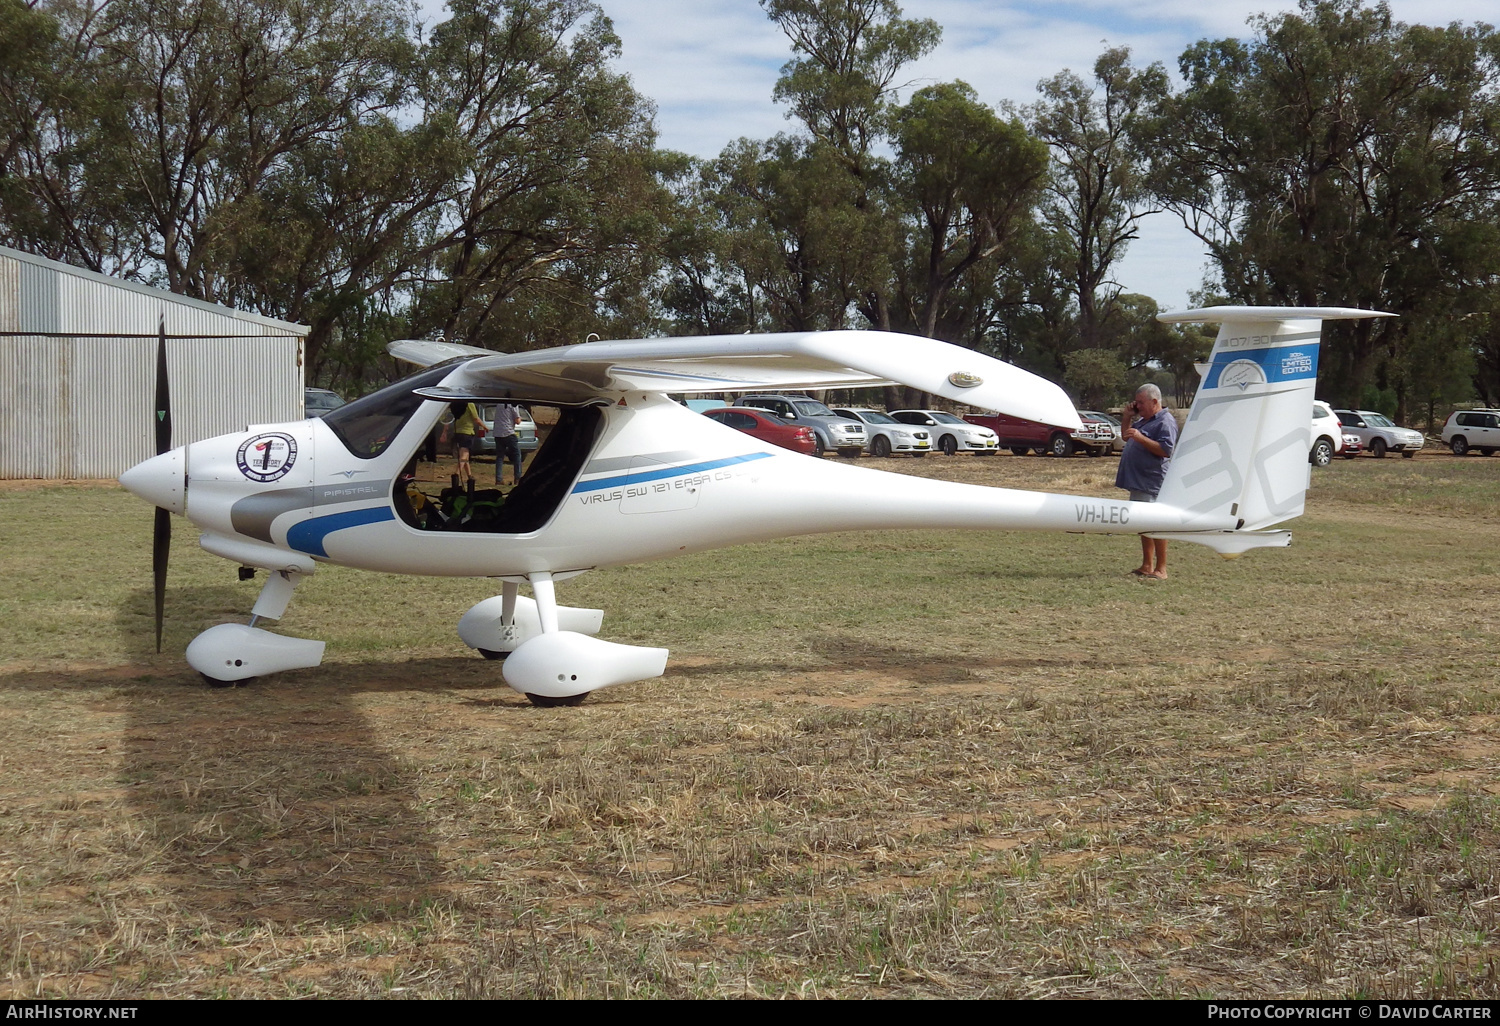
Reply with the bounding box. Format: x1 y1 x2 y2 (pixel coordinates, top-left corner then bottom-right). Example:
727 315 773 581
963 410 1115 457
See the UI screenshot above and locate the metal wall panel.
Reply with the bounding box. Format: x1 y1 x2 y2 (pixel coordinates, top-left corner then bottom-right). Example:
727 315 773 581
0 246 309 479
18 257 60 334
0 257 17 332
0 334 304 478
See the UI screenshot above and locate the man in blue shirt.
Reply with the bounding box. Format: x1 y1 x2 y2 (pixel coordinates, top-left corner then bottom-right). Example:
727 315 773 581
1115 383 1178 579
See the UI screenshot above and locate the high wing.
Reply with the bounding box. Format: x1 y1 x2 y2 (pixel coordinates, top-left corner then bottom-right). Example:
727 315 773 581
386 338 494 365
389 330 1082 430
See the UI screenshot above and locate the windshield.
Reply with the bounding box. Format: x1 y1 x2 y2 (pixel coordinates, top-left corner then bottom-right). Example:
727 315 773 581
929 412 966 425
323 362 459 458
1366 414 1395 427
859 411 897 424
793 400 834 417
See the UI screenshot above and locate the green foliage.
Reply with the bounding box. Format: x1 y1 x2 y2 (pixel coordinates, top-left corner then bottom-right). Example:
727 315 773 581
6 0 1500 409
1029 48 1168 353
1146 0 1500 416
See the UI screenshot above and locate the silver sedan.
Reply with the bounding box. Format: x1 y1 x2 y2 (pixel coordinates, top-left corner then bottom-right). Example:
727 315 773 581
831 408 931 457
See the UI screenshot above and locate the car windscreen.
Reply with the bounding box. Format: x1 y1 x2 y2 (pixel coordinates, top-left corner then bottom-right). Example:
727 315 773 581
793 400 834 417
929 412 966 425
858 411 897 424
322 362 461 459
1367 414 1395 427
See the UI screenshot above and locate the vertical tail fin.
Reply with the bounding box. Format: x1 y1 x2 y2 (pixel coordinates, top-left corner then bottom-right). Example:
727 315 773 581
1155 306 1393 531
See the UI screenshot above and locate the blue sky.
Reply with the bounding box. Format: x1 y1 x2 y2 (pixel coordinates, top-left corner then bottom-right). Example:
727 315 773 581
420 1 1498 310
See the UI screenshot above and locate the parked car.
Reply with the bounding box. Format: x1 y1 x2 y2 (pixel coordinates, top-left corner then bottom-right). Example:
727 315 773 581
1342 433 1363 458
1334 409 1425 458
476 404 539 455
736 395 867 457
304 387 345 418
830 407 931 457
1441 409 1500 456
702 406 817 455
890 410 998 455
1076 411 1123 456
959 409 1084 457
1309 400 1346 467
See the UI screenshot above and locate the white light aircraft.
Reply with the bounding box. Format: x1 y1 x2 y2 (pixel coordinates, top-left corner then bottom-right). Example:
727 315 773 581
120 306 1390 705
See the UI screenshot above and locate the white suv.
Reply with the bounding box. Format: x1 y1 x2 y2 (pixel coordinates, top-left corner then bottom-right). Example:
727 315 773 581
1442 409 1500 456
1309 401 1345 467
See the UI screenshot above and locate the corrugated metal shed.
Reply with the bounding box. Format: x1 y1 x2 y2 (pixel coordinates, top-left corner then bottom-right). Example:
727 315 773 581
0 245 308 479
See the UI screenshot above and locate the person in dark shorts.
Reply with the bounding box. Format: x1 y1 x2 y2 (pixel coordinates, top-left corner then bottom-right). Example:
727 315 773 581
450 401 482 487
1115 383 1177 579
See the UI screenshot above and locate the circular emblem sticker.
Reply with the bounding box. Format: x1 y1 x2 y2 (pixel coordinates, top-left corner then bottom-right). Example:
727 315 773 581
1218 359 1267 390
948 371 983 388
236 432 299 483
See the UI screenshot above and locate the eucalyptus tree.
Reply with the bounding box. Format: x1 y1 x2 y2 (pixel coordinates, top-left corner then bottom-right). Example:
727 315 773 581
1029 48 1168 353
1146 0 1500 413
888 82 1050 341
412 0 668 351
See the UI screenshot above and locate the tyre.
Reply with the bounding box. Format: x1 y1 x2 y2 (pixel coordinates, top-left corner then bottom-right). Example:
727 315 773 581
1310 437 1334 467
526 692 588 708
1402 450 1415 459
871 435 892 458
1371 438 1387 458
837 446 862 459
1010 446 1029 456
939 435 958 456
812 435 825 457
1048 434 1073 458
1088 446 1103 458
200 673 255 688
1451 437 1469 456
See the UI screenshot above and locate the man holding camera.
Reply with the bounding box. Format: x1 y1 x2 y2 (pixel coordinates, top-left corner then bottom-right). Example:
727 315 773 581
1115 383 1177 579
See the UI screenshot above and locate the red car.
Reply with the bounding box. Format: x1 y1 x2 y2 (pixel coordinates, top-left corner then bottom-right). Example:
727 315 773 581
703 407 817 455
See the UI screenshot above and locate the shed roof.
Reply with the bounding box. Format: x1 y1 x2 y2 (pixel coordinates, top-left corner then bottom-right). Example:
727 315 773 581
0 244 308 336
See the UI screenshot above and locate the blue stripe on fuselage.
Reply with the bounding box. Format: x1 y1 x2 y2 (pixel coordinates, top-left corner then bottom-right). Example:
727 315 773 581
572 452 774 494
286 505 395 558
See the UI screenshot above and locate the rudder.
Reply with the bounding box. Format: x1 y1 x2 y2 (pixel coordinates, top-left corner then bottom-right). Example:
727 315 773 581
1155 306 1393 531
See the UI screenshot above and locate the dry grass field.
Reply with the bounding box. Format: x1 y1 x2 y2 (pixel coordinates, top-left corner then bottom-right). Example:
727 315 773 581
1 450 1498 998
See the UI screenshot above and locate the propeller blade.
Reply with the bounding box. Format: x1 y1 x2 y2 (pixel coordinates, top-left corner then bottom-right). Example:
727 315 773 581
154 505 170 653
155 318 171 455
153 315 171 652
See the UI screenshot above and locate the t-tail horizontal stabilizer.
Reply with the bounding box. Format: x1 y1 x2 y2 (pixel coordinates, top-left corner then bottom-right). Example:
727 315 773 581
1153 306 1393 547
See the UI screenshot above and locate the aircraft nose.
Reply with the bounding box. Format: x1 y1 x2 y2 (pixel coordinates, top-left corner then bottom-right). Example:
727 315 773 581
119 447 186 515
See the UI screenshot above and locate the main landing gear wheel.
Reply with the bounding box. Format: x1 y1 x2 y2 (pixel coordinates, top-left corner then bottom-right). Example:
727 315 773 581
525 692 589 708
939 435 958 456
478 648 506 661
199 673 255 688
872 436 892 458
